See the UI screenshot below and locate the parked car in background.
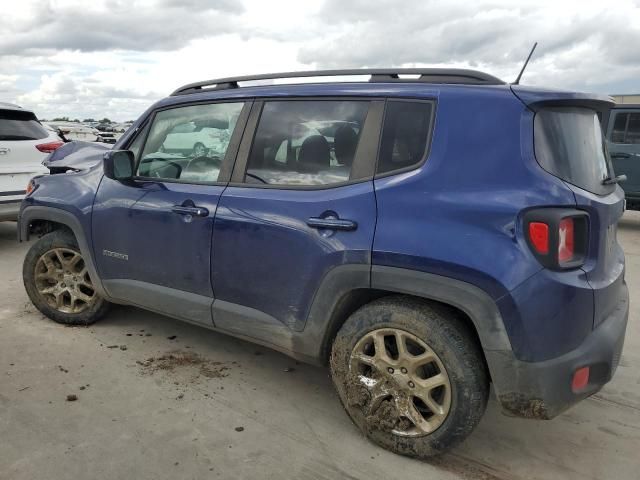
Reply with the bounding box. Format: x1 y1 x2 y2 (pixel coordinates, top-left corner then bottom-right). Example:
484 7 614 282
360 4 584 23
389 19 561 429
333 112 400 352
45 122 101 143
0 103 62 221
605 105 640 210
159 117 235 158
19 69 629 458
112 122 134 134
97 132 118 144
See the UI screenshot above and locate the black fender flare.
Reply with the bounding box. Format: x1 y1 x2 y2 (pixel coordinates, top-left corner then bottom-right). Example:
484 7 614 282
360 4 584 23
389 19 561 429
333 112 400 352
293 264 513 365
19 205 109 299
370 265 512 352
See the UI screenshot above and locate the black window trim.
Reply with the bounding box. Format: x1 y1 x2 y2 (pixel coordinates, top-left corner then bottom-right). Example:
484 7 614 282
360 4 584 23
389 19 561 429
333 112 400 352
373 97 437 180
609 109 640 145
123 99 253 186
228 96 385 191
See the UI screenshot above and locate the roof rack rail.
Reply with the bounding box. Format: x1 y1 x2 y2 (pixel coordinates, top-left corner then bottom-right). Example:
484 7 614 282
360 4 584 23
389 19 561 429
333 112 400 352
170 68 505 96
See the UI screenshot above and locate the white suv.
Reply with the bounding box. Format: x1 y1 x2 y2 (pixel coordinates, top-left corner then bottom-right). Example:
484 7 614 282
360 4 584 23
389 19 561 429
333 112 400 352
0 103 63 221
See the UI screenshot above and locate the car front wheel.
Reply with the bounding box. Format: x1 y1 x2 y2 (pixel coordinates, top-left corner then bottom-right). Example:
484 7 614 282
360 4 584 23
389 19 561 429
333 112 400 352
23 230 110 325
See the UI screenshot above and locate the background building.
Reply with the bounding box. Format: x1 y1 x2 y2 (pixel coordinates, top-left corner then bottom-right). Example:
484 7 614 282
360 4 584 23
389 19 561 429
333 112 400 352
612 94 640 104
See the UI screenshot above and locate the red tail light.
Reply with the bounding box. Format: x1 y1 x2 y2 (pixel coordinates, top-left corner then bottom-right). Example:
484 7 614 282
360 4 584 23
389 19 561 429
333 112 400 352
558 217 575 263
524 209 588 270
36 141 64 153
528 222 549 254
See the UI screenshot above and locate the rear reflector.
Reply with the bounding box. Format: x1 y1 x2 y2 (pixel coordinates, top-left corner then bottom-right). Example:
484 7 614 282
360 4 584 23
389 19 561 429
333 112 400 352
558 217 575 263
36 141 64 153
572 366 590 392
528 222 549 254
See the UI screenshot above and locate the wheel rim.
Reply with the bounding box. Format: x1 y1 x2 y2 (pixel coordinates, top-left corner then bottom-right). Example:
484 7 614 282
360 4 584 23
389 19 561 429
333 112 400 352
349 328 452 437
34 248 97 314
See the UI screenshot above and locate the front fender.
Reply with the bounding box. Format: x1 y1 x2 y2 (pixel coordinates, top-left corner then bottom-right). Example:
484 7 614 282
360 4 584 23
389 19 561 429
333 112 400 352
18 205 109 299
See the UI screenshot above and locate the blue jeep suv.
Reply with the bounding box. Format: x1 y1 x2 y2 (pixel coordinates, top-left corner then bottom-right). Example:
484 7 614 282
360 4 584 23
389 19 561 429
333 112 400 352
18 69 629 458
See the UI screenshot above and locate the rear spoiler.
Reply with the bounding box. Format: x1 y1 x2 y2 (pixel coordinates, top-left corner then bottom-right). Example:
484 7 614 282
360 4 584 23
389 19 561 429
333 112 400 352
510 85 615 123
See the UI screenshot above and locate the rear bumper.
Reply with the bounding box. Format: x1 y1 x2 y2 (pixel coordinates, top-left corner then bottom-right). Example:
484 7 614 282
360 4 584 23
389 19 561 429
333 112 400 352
0 200 21 222
487 281 629 419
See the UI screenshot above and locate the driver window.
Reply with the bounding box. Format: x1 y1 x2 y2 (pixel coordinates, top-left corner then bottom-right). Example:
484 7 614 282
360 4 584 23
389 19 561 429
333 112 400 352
137 102 245 182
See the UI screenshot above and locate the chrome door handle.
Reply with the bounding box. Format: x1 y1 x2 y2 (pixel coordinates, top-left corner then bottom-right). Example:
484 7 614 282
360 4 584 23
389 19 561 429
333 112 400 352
171 205 209 217
307 217 357 231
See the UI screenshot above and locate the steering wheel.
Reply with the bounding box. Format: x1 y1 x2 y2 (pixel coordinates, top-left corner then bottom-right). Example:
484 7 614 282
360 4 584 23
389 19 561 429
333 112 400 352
139 157 183 179
185 155 222 172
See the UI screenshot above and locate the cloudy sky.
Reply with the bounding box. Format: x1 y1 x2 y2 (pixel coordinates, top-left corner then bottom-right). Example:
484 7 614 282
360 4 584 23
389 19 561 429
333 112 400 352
1 0 639 121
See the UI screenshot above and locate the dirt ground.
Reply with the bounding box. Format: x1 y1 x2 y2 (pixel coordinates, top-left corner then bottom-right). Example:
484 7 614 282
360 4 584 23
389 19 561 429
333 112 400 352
1 211 639 480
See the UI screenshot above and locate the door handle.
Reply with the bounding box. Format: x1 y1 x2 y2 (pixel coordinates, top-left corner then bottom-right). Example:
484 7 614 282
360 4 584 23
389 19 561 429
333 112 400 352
307 217 357 231
171 205 209 217
611 153 630 159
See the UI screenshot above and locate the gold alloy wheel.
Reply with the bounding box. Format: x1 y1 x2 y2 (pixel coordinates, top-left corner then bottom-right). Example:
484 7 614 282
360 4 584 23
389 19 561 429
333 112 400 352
349 328 452 436
34 248 96 314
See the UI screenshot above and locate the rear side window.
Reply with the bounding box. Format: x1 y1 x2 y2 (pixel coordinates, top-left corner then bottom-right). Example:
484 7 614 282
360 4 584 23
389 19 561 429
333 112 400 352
0 109 48 141
377 101 434 175
610 112 640 144
534 107 613 195
245 101 369 186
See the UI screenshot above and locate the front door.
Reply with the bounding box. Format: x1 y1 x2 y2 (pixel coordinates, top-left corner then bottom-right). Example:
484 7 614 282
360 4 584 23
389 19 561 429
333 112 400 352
92 101 250 325
211 99 382 334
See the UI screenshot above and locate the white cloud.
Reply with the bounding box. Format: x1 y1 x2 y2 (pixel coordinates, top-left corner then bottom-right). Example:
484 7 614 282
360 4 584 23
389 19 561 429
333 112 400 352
1 0 639 121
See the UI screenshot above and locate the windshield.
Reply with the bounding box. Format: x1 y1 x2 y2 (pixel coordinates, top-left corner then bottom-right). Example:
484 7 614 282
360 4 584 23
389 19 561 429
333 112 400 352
0 109 48 141
534 107 614 195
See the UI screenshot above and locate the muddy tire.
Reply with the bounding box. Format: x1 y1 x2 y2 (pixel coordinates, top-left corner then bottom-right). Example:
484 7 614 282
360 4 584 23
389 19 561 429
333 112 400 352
330 295 488 458
23 230 110 325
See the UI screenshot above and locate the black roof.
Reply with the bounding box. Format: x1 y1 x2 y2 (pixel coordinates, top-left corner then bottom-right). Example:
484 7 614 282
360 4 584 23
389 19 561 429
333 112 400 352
171 68 505 96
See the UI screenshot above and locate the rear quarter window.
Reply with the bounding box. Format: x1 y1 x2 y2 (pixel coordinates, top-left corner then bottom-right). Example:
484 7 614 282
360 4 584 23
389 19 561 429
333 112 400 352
534 107 614 195
0 109 48 141
376 100 434 176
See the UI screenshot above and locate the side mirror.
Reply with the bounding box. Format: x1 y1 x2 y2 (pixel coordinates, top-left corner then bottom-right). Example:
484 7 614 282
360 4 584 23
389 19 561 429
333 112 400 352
104 150 135 181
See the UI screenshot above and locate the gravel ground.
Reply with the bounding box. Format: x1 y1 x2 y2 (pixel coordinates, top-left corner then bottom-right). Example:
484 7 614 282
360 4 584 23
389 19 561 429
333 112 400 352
1 211 639 480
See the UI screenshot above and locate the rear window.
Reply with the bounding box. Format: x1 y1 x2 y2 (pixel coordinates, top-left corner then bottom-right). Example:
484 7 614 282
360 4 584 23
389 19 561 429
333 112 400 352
0 109 48 141
534 107 613 195
245 100 369 186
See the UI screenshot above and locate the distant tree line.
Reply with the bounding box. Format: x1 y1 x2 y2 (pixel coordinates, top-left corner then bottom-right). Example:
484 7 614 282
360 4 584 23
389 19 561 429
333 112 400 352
42 117 134 124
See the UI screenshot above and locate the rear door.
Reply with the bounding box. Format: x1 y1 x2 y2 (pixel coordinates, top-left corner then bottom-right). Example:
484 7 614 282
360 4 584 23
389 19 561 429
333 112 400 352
92 101 250 325
606 108 640 200
0 108 50 203
211 99 382 334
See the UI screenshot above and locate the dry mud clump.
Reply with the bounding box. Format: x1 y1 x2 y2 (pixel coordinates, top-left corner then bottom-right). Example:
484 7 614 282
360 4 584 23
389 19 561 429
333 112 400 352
137 351 231 380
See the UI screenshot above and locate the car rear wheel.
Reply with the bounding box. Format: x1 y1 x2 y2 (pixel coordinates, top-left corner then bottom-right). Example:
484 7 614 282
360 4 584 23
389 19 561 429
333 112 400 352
23 230 110 325
330 296 488 458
